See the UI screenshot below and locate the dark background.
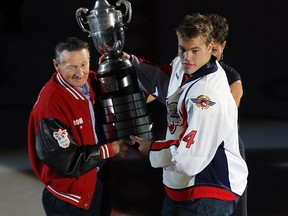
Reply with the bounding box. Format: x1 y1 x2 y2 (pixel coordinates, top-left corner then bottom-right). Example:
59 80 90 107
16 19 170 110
1 0 288 215
1 0 288 120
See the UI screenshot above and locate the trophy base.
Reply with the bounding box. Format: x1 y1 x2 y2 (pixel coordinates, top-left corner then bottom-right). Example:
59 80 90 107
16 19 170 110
101 91 154 141
97 58 154 142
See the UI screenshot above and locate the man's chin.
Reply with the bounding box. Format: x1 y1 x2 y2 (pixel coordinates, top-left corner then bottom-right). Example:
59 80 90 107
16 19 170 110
184 69 195 75
72 82 85 88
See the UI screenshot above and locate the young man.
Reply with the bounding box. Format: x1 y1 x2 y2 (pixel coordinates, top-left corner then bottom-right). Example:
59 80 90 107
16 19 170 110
128 13 248 215
208 13 247 216
28 37 128 216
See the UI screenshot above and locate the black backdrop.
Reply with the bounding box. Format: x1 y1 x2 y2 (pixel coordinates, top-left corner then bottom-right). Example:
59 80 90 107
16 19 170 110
1 0 288 148
1 0 288 119
1 1 288 214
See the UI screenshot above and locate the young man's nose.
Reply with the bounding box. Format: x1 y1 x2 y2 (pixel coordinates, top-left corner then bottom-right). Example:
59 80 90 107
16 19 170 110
184 50 193 60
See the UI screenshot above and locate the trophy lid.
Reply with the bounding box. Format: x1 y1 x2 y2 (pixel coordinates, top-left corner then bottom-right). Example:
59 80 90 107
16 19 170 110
94 0 114 10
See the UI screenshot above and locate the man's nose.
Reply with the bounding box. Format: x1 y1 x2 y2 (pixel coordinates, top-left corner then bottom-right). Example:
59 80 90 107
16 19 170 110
74 67 84 76
184 50 192 60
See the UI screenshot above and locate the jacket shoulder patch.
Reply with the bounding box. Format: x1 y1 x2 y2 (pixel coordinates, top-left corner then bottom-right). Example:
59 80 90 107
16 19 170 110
53 129 70 148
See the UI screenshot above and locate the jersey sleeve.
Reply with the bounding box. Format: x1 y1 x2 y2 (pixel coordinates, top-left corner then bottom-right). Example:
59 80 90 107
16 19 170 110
130 55 170 104
149 139 179 168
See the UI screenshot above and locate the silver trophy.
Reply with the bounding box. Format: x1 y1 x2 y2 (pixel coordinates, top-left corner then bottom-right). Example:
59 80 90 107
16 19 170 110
76 0 154 142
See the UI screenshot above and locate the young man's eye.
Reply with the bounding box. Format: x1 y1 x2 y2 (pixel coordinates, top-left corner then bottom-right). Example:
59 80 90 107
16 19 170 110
179 47 186 54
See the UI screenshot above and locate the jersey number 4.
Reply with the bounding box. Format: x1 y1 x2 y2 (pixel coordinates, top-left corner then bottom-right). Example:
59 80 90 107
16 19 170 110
183 130 197 148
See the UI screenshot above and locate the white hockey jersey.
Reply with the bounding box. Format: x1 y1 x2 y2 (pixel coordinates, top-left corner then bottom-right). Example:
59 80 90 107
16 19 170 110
133 55 248 202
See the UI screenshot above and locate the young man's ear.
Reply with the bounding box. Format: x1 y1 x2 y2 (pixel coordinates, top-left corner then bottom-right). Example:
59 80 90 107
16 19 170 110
207 41 214 52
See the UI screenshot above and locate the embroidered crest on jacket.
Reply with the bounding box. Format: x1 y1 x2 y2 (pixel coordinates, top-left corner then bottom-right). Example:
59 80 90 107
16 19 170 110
53 129 70 148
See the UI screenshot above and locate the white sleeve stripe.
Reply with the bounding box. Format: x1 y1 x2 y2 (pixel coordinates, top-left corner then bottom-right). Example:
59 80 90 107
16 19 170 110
100 146 105 158
104 144 110 158
100 144 110 159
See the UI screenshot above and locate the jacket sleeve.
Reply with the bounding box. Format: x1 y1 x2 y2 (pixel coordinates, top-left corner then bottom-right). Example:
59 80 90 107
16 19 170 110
130 55 170 104
35 117 111 177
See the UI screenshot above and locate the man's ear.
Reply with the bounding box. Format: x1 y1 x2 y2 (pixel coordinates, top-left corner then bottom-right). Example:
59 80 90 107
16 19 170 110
53 59 60 72
207 41 214 52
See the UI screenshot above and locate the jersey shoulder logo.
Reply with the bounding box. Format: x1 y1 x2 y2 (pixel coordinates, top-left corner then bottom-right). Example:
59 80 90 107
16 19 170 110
191 95 216 110
53 129 70 148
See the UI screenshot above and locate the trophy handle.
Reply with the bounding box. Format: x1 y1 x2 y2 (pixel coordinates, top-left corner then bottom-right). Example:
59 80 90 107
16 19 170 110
75 8 91 35
116 0 132 24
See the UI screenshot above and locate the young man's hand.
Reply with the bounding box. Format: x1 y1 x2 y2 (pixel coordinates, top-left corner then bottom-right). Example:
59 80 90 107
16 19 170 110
129 135 152 157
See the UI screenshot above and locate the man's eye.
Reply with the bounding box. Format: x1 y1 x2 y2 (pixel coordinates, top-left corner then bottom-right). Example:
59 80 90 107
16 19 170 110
66 66 75 70
179 48 186 53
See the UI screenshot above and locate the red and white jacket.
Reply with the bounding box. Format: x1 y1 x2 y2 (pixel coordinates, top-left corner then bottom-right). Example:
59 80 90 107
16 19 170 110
28 71 115 209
